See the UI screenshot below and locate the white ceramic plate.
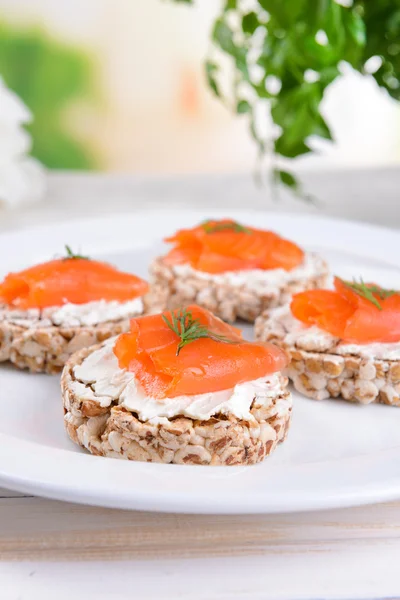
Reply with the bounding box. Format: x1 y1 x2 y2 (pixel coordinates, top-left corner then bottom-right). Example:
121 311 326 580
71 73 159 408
1 210 400 514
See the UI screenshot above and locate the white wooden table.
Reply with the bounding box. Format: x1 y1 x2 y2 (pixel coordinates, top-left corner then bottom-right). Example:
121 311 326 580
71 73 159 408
1 168 400 600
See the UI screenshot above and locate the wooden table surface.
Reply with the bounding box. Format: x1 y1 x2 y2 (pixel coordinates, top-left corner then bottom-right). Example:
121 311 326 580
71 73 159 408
1 168 400 600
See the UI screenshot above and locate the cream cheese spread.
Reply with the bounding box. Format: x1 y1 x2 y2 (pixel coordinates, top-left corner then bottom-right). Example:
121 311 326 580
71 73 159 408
1 297 144 328
48 298 144 327
73 338 286 421
172 252 325 293
268 305 400 360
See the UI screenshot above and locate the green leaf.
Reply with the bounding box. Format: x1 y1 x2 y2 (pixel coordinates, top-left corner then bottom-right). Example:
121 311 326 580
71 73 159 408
224 0 237 9
387 9 400 37
205 60 220 97
312 115 333 141
271 81 332 153
340 10 366 66
272 86 310 132
250 82 273 99
274 136 311 158
234 50 250 81
273 169 298 189
242 12 259 35
272 167 315 203
319 65 341 85
347 11 366 47
212 18 236 56
236 100 251 114
320 2 345 51
259 38 291 77
212 18 249 81
258 0 303 26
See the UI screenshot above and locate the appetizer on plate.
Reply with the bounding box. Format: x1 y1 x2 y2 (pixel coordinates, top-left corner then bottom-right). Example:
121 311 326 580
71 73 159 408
150 219 328 322
255 277 400 406
62 305 292 465
0 247 148 373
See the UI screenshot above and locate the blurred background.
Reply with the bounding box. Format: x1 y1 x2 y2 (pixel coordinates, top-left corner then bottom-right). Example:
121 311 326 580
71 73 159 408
1 0 400 176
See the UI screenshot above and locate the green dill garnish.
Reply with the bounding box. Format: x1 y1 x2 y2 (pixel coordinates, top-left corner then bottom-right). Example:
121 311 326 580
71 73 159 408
162 307 238 355
64 245 90 261
339 278 398 311
201 220 251 234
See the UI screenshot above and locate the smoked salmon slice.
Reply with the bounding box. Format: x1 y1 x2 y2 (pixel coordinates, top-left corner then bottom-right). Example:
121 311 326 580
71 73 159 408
114 305 288 398
163 220 304 273
0 256 148 309
291 277 400 344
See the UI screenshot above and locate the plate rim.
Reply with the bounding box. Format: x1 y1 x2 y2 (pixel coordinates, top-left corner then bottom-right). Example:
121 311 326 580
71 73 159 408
0 432 400 514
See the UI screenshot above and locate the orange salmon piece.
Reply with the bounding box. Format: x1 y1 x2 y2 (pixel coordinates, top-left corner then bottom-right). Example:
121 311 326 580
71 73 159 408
291 277 400 344
114 305 287 398
291 289 354 338
0 259 148 309
163 220 304 273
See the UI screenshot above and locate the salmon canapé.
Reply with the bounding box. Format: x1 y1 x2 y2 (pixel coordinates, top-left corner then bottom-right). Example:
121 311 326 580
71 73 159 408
62 304 292 465
291 277 400 344
0 248 149 374
114 305 288 399
254 277 400 406
150 219 328 323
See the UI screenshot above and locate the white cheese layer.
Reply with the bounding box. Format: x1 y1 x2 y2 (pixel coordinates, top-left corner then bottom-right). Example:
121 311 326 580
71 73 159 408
72 339 286 421
336 342 400 361
120 374 284 422
48 297 144 327
172 252 325 293
0 297 144 328
267 305 400 360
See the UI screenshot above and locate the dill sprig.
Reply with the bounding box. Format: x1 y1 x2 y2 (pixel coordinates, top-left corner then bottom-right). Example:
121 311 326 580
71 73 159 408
64 245 90 261
340 278 398 311
201 220 251 234
162 308 239 355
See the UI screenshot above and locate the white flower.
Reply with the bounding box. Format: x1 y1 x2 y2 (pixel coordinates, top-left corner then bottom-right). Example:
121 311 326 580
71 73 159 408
0 76 46 208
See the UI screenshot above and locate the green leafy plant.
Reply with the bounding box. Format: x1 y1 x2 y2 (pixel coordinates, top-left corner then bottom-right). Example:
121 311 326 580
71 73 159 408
172 1 400 198
0 22 97 169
